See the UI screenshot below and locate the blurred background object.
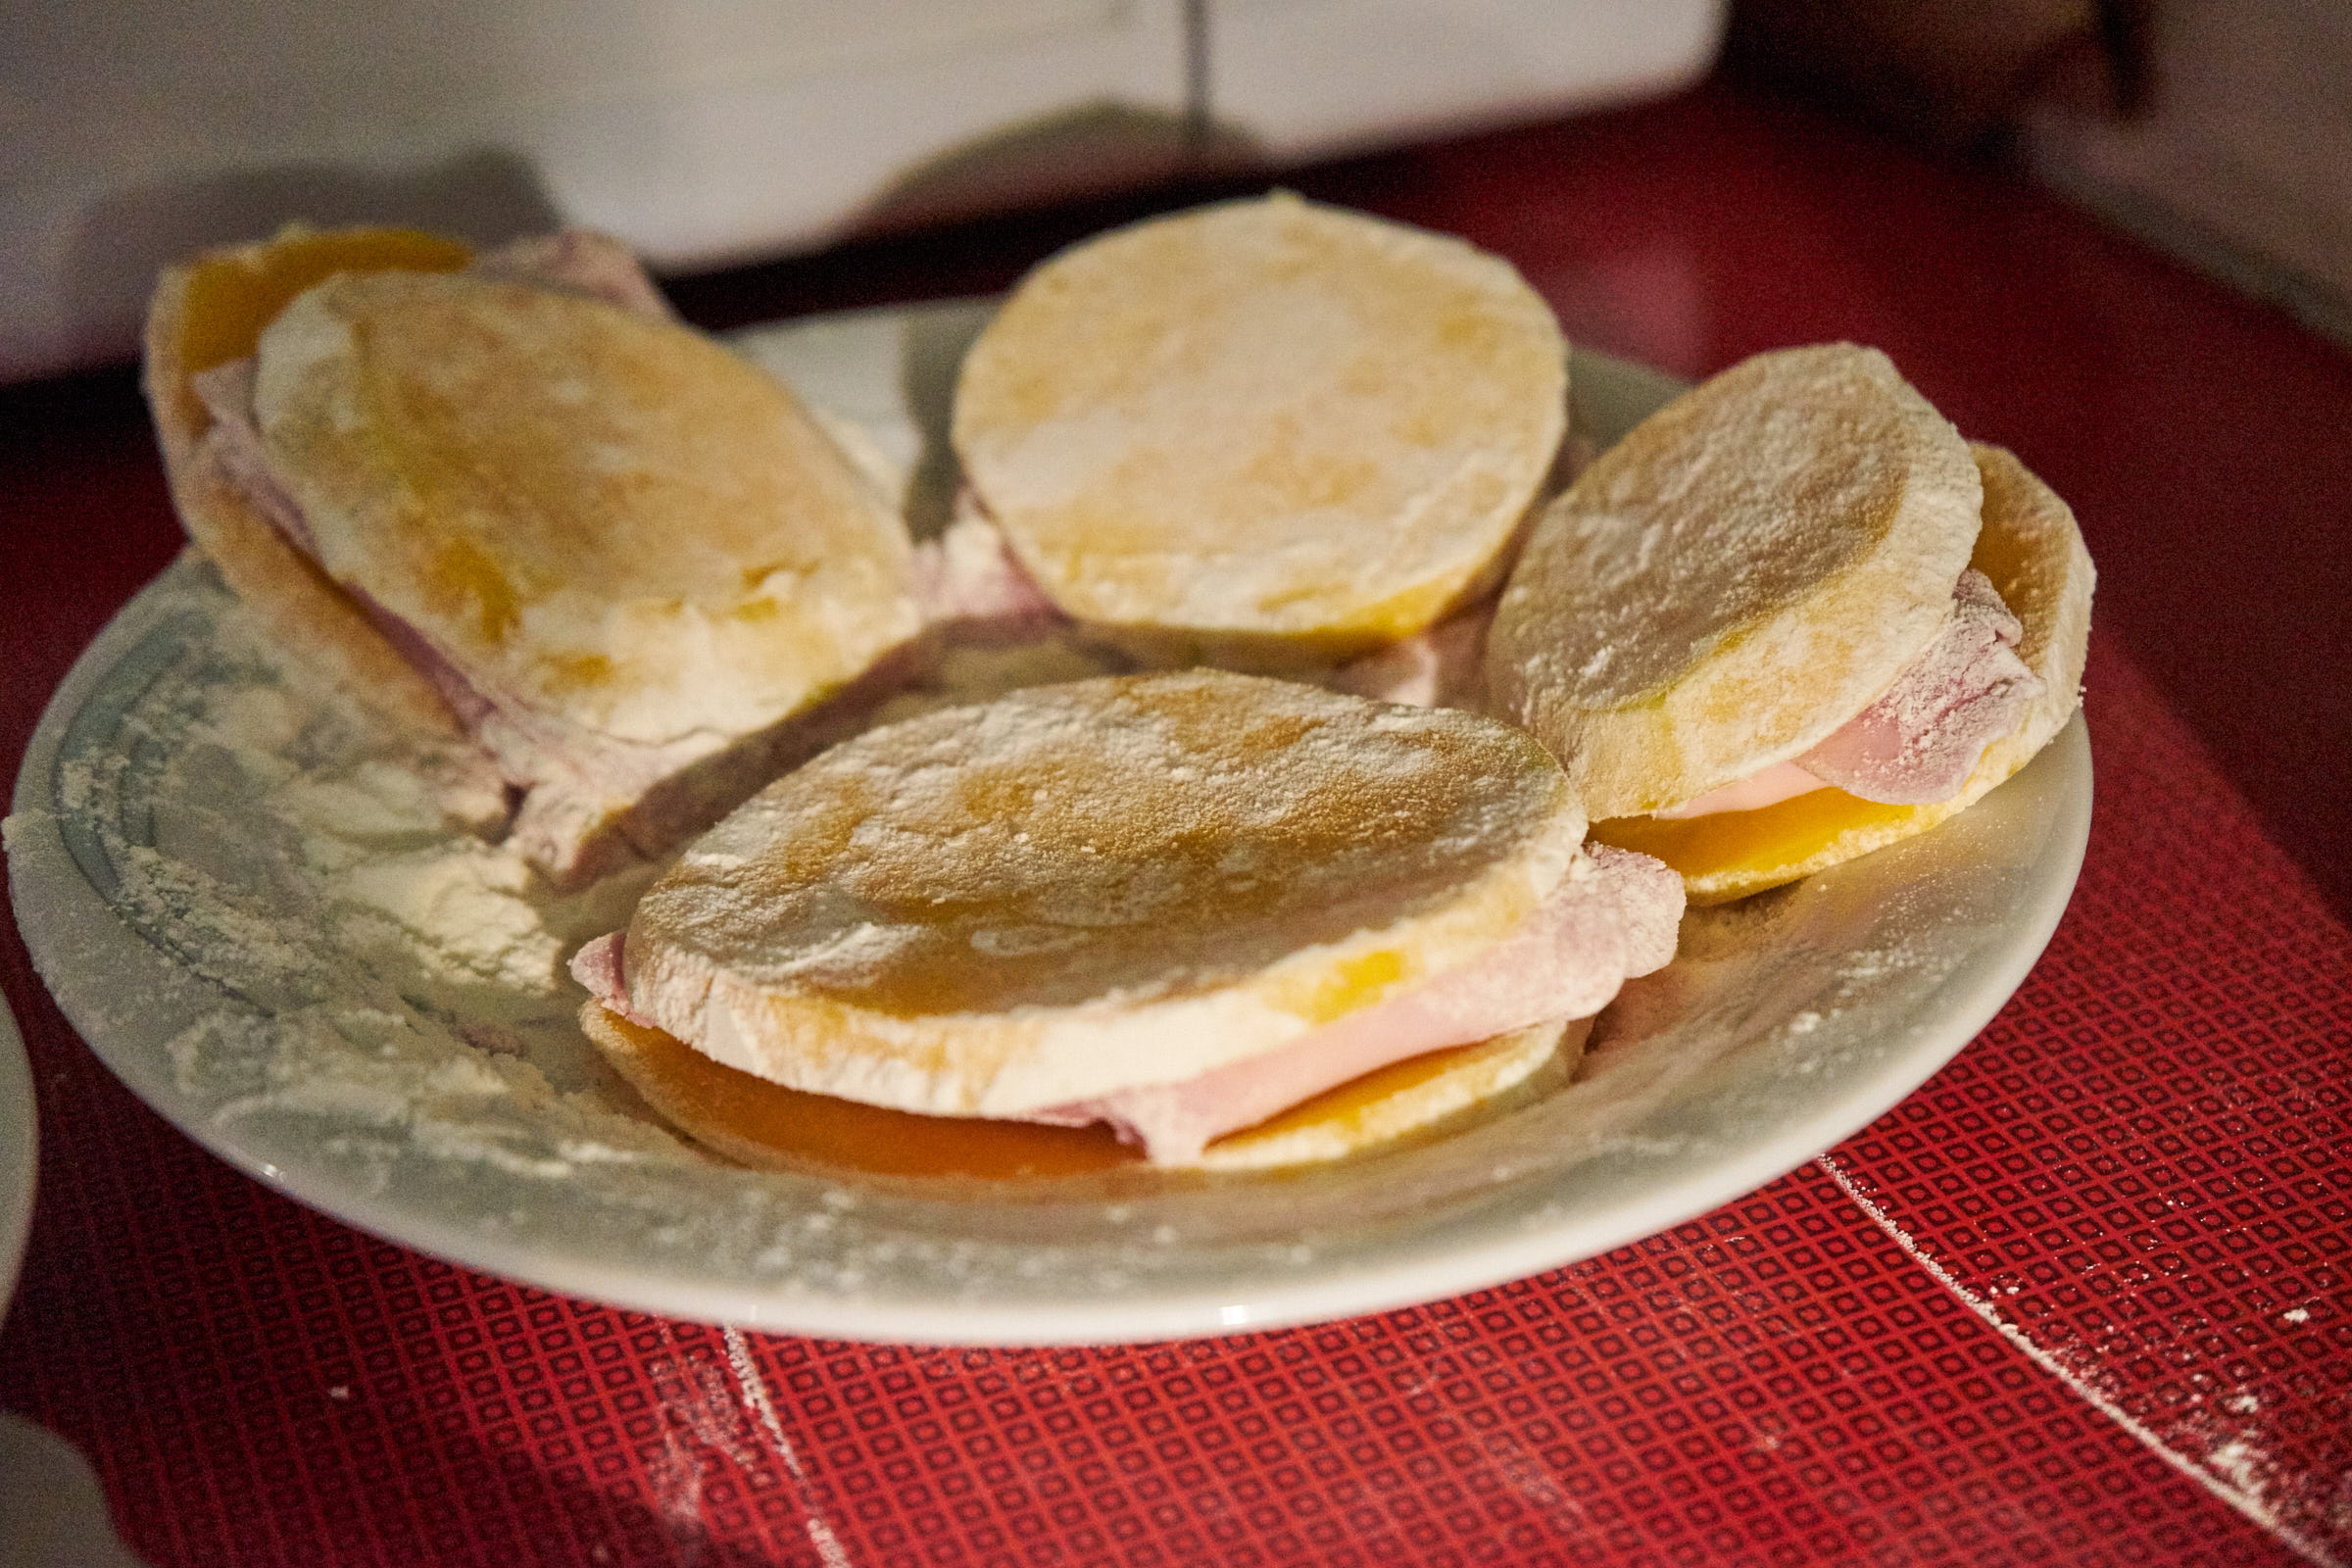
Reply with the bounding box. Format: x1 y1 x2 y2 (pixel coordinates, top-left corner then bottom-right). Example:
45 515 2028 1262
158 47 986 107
1730 0 2352 346
1725 0 2143 152
2022 0 2352 347
10 0 2345 384
0 0 1722 382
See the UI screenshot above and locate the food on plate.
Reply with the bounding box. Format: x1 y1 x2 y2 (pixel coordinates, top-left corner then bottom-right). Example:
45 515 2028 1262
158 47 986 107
950 193 1568 672
143 224 923 886
1487 344 2092 904
132 199 2090 1197
569 670 1682 1172
143 227 509 821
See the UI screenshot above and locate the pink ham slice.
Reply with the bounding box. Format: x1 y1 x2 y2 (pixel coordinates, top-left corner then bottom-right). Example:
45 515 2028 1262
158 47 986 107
1794 567 2039 804
907 508 1066 639
1646 567 2044 819
1650 760 1826 820
1043 844 1680 1161
571 931 652 1027
1328 606 1491 710
570 842 1684 1165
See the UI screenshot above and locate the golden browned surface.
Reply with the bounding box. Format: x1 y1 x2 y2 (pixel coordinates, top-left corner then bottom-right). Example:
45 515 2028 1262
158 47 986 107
622 671 1584 1116
1487 344 1984 818
145 225 471 471
953 194 1566 667
252 270 916 746
637 671 1576 1014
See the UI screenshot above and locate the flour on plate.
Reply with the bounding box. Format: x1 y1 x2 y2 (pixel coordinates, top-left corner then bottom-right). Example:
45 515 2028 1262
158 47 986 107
24 558 1131 1189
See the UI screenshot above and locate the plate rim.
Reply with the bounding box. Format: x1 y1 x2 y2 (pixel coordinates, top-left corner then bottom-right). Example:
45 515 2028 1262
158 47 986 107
6 335 2093 1346
0 985 32 1328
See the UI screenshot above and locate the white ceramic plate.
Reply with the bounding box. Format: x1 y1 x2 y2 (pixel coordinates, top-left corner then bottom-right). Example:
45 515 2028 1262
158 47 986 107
0 987 31 1325
5 307 2090 1345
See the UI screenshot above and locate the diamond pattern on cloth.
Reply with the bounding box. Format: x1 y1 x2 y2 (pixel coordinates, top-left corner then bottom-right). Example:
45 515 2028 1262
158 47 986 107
7 627 2342 1566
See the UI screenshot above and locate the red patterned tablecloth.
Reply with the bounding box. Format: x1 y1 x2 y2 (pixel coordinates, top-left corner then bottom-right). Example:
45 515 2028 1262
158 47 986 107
3 76 2348 1568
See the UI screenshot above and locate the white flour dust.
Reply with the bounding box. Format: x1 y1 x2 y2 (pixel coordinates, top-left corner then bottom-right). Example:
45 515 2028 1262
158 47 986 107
1821 1153 2342 1568
17 556 1143 1204
21 579 683 1173
723 1328 856 1568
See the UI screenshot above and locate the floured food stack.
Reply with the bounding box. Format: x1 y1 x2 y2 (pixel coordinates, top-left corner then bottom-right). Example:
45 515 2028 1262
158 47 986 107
569 671 1682 1176
1487 344 2094 905
949 192 1567 672
144 225 923 886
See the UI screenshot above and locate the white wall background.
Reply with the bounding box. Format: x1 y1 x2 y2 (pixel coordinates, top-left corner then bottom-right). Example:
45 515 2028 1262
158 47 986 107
0 0 1721 380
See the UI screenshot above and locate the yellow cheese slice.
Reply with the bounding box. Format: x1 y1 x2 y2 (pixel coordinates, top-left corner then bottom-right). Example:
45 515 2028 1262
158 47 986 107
582 1004 1573 1177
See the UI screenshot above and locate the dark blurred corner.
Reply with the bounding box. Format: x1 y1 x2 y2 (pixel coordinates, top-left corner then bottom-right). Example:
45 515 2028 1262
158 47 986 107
1725 0 2352 347
1724 0 2145 153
